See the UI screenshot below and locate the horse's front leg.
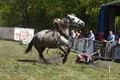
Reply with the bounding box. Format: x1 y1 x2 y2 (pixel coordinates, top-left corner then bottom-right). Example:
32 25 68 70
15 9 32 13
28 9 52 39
59 46 70 64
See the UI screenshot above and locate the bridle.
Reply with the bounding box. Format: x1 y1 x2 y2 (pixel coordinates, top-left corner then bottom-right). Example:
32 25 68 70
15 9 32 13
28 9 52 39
76 19 80 25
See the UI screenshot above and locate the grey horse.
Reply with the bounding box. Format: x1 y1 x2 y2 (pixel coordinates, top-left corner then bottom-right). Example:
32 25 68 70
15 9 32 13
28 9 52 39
25 14 85 64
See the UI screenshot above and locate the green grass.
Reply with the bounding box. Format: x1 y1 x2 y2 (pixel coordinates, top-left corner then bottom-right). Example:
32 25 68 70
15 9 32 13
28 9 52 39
0 40 120 80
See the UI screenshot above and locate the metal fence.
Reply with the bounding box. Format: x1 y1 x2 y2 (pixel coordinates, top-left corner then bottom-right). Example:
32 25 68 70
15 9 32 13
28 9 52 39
72 38 120 59
71 38 93 55
0 27 14 40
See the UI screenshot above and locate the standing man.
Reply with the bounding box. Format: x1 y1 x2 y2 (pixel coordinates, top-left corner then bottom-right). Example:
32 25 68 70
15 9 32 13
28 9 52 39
83 30 95 52
107 31 115 45
86 30 95 41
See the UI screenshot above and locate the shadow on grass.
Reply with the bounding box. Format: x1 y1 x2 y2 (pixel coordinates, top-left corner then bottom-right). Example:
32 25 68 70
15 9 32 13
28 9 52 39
17 59 40 65
17 59 38 63
17 53 64 65
17 59 54 65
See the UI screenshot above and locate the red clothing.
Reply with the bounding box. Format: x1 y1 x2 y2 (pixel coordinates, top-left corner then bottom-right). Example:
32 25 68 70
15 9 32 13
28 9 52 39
97 34 104 41
75 53 92 63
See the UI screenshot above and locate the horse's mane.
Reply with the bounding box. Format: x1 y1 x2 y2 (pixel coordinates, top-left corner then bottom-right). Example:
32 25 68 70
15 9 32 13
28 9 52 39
52 18 70 38
53 18 70 28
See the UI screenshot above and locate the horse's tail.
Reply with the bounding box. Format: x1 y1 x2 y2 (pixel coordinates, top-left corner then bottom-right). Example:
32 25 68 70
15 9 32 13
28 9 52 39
25 39 34 54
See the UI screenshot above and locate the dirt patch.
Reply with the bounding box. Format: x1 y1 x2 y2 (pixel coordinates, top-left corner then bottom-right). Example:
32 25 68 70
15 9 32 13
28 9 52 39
90 60 114 69
46 53 63 64
18 53 63 64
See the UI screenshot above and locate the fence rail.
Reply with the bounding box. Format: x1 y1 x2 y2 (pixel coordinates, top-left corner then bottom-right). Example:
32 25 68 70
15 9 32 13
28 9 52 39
71 38 93 55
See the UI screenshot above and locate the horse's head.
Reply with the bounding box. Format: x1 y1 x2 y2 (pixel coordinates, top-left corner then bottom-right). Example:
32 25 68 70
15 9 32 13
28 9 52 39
67 14 85 27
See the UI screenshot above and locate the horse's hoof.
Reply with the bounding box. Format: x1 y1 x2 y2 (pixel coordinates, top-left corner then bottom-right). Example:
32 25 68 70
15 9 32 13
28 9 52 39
61 54 64 57
62 60 66 64
44 61 51 64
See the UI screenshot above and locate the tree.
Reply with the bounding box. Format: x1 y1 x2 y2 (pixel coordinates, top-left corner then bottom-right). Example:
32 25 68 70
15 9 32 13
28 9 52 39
0 0 115 32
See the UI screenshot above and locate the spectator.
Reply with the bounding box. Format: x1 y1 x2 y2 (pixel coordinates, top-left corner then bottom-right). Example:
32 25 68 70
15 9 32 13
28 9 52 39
70 30 76 38
107 31 115 45
96 32 105 41
78 30 83 38
115 35 120 44
85 30 95 41
74 31 82 50
85 30 95 48
111 35 120 61
75 31 80 39
69 30 76 47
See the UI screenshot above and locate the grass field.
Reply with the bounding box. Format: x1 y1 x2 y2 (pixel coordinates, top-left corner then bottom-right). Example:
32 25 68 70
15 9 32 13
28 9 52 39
0 40 120 80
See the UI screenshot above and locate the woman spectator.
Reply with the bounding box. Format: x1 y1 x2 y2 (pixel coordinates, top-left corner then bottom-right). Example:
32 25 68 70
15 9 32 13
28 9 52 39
69 30 76 47
75 31 80 39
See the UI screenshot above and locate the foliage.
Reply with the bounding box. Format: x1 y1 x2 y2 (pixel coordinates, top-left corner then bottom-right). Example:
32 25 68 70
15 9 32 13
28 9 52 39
115 16 120 34
0 0 114 32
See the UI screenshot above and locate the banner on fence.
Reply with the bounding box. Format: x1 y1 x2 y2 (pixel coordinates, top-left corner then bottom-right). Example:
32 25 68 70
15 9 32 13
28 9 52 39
14 27 34 44
93 41 106 52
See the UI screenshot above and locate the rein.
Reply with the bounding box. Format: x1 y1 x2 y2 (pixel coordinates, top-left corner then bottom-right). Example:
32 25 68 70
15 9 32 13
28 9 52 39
76 19 80 26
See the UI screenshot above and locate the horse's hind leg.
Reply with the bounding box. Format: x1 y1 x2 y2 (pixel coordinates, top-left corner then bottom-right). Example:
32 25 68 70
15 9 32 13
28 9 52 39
63 47 70 64
36 47 47 63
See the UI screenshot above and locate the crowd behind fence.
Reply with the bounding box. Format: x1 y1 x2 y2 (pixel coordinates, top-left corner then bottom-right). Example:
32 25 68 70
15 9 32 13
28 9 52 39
69 29 120 60
70 38 93 55
70 38 120 60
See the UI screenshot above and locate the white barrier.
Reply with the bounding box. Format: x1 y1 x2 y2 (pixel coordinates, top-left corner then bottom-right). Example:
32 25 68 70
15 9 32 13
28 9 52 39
0 27 34 44
0 27 14 40
14 27 34 44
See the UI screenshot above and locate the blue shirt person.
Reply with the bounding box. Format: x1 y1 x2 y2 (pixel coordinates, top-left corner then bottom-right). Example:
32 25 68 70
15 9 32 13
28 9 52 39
107 31 115 45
